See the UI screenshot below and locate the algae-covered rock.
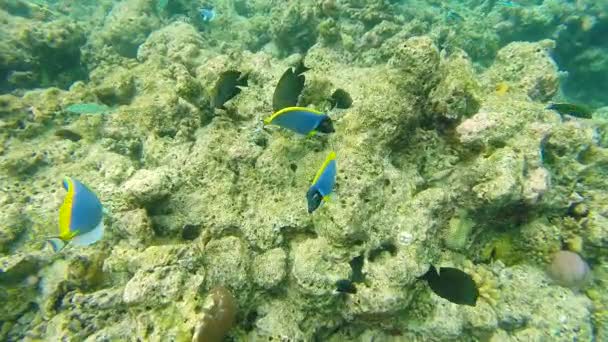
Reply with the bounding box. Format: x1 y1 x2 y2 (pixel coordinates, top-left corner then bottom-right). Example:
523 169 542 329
482 40 559 102
0 11 86 91
0 252 43 286
495 265 593 340
429 49 482 121
252 248 287 290
471 147 524 205
123 265 192 306
202 236 251 291
136 21 205 67
96 0 161 58
389 35 440 95
91 67 136 106
292 237 350 297
113 208 154 245
251 298 307 340
123 167 174 206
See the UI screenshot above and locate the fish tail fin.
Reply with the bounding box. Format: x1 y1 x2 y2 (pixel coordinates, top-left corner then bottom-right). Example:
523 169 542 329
46 237 67 253
294 61 310 75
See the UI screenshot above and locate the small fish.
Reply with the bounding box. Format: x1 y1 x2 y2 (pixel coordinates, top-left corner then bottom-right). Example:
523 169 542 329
211 70 248 110
47 177 105 253
306 151 337 213
547 103 593 119
497 0 521 8
329 89 352 109
200 7 216 22
495 82 509 96
264 107 334 136
420 265 479 306
335 279 357 294
273 61 310 112
54 128 82 142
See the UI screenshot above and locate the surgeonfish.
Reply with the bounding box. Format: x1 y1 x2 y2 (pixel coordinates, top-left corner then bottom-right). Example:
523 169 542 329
264 107 334 136
47 177 105 253
211 70 249 110
420 265 479 306
272 61 310 112
547 102 593 119
306 151 337 213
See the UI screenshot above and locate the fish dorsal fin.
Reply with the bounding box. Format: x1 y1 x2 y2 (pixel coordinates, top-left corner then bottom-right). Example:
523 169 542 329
312 151 336 185
58 177 75 238
264 107 324 125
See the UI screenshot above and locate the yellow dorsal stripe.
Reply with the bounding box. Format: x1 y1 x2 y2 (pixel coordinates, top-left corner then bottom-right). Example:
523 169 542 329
58 177 75 240
312 151 336 185
264 106 324 125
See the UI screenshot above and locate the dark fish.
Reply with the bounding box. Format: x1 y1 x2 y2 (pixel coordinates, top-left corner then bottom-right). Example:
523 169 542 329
211 70 249 110
330 89 352 109
272 61 310 112
547 103 593 119
55 129 82 142
335 279 357 294
421 265 478 306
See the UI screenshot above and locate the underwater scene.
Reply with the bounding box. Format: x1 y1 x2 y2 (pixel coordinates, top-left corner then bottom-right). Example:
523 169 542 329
1 0 608 341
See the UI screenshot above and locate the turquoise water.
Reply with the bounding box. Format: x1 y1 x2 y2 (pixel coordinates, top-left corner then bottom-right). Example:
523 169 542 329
1 0 607 341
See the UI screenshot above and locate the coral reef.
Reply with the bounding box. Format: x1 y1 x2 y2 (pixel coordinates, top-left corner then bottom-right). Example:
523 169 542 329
1 0 607 341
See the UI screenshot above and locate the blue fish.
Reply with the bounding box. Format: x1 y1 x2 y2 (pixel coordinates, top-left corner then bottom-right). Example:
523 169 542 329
264 107 335 136
200 7 216 22
306 152 337 213
47 177 105 252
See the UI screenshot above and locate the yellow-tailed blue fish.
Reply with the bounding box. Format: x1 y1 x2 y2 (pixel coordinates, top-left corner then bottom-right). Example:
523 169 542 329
264 107 335 136
47 177 105 252
306 151 337 213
